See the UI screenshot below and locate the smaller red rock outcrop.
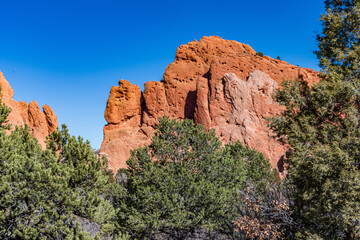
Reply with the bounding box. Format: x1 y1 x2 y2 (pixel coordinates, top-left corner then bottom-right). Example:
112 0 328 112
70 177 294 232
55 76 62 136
0 70 59 148
101 36 320 173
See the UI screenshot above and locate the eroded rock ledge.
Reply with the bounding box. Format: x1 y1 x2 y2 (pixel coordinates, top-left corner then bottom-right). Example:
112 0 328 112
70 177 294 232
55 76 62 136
101 36 320 172
0 71 58 148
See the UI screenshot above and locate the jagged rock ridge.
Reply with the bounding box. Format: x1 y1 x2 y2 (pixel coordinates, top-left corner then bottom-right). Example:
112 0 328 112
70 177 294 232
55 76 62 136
0 70 58 147
101 36 320 172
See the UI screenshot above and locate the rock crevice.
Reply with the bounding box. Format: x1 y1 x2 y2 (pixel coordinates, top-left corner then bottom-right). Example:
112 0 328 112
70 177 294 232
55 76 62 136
101 36 320 172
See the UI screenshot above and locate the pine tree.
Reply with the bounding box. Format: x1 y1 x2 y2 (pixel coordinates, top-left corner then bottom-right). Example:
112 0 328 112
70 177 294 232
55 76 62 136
315 0 360 87
46 125 117 238
113 117 282 239
224 142 292 240
223 141 276 185
270 1 360 238
114 117 243 239
270 76 360 239
0 99 120 239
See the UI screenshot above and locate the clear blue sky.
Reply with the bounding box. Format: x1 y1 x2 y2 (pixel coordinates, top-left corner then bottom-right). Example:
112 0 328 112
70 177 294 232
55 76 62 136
0 0 325 149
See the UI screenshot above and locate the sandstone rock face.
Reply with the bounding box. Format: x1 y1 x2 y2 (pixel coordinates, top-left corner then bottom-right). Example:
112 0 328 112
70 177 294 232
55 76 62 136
0 70 58 148
217 71 285 164
105 79 142 127
101 36 320 173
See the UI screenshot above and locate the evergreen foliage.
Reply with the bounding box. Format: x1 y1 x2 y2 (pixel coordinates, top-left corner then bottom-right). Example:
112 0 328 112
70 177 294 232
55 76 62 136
270 1 360 238
271 76 360 239
8 1 360 238
0 100 119 239
225 142 293 239
315 0 360 87
113 117 282 239
256 52 264 57
0 91 11 131
223 141 276 185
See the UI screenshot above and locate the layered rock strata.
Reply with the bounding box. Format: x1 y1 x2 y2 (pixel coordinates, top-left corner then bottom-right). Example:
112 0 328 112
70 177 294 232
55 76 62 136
101 36 320 172
0 70 58 147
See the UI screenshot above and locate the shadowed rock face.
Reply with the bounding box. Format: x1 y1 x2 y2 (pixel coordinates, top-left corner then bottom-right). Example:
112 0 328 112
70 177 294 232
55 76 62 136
0 71 58 148
101 36 320 173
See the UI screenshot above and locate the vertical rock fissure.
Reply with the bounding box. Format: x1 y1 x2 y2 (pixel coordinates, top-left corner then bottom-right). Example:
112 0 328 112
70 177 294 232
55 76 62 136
101 36 320 173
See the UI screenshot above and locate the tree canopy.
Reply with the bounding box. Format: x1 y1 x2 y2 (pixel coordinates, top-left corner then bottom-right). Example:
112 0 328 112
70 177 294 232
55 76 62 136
0 98 119 239
112 117 284 239
270 1 360 238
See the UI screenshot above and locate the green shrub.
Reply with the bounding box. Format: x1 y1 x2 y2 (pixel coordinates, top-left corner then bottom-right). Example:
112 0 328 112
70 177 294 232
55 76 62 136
113 117 287 239
256 52 264 57
0 98 120 239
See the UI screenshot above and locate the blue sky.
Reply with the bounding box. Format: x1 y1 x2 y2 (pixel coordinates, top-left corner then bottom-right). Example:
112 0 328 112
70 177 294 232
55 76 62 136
0 0 324 148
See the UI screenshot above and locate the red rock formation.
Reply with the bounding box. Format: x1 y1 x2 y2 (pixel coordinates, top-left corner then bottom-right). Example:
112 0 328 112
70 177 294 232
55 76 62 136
101 36 320 172
0 70 58 148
